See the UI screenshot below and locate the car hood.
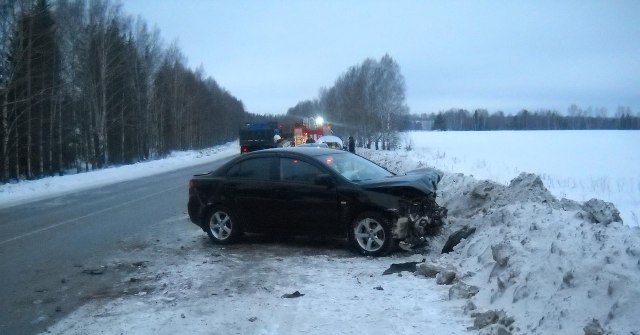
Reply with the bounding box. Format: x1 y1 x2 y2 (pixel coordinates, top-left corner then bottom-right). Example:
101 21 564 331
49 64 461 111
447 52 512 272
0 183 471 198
358 168 442 197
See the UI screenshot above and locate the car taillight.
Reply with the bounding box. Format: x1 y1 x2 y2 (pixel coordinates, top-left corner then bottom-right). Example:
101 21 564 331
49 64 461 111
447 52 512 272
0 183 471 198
241 146 248 153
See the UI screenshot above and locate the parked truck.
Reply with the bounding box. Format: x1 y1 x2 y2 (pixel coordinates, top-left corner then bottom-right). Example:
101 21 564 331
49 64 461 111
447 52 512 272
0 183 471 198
239 122 279 153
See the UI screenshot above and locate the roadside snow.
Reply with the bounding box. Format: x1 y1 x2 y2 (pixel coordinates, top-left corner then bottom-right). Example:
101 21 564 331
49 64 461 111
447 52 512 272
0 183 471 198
43 240 472 335
0 142 238 208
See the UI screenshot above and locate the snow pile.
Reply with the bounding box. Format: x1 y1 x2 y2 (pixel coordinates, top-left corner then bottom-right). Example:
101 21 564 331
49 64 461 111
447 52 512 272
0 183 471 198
429 173 637 334
361 148 640 335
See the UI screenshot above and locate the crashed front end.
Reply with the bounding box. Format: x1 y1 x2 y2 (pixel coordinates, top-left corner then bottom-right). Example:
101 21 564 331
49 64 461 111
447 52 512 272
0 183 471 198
393 192 448 249
361 168 448 249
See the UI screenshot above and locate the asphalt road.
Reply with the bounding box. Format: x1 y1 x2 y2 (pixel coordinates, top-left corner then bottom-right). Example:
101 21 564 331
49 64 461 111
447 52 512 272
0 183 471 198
0 155 234 335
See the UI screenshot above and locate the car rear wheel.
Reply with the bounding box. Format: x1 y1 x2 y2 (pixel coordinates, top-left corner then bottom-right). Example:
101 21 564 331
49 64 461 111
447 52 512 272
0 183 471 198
205 206 242 244
349 212 394 256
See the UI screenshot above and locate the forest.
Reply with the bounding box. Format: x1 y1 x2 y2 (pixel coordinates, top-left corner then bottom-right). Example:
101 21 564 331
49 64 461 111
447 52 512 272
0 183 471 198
404 105 640 131
0 0 246 182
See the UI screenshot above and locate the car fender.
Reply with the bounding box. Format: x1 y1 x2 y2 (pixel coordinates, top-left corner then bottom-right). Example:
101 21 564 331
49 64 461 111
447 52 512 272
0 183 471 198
338 187 403 228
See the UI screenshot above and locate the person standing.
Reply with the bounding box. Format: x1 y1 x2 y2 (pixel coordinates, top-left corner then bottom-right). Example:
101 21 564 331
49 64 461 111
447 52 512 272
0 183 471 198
348 136 355 153
306 134 315 143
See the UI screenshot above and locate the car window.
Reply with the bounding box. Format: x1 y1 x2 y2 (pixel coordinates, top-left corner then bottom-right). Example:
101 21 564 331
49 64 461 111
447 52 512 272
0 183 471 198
226 157 277 180
280 158 324 184
318 152 393 182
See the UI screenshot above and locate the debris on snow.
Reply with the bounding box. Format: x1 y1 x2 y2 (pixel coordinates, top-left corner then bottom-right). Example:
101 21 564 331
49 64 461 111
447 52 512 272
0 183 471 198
81 267 106 275
441 225 477 254
281 291 304 298
381 260 423 275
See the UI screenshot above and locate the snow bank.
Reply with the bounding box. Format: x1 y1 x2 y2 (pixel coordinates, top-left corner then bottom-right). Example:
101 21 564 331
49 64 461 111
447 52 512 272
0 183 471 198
0 141 238 208
363 148 640 335
436 172 639 334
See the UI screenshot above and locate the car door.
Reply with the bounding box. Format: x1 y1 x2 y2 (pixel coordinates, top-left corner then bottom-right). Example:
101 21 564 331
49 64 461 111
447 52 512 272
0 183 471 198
224 156 280 230
275 156 341 234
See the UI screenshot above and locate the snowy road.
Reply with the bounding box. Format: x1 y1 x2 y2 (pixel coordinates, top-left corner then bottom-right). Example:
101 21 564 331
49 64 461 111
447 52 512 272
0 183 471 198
0 158 230 335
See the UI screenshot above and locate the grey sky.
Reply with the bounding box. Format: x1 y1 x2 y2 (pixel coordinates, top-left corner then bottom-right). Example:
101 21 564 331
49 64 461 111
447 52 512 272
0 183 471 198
121 0 640 115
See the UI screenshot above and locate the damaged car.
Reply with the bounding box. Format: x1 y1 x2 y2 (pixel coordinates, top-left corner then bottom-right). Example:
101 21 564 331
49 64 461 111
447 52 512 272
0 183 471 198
187 147 447 256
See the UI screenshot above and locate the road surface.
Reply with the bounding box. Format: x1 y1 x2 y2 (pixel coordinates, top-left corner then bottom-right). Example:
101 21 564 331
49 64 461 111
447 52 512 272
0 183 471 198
0 156 232 335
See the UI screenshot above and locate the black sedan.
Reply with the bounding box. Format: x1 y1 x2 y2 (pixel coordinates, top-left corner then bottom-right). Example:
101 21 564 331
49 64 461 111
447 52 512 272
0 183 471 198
188 147 446 256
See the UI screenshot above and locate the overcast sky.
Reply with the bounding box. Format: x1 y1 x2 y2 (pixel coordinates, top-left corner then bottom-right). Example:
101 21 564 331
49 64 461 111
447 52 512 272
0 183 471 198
121 0 640 116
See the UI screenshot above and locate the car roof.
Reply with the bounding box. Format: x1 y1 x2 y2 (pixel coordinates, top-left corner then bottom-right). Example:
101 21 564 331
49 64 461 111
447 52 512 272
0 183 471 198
297 143 329 147
317 135 343 144
249 147 345 157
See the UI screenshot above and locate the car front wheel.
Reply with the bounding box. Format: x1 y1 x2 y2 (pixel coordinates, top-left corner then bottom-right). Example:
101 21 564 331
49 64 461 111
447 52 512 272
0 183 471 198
349 212 394 256
205 206 242 244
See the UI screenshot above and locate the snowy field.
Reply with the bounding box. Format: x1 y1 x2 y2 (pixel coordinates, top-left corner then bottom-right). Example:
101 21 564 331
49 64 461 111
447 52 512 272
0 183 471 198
399 130 639 227
1 131 639 335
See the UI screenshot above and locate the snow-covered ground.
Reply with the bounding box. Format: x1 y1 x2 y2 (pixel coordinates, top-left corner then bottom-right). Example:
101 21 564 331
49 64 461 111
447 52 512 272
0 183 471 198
399 130 640 227
1 131 638 335
0 142 239 208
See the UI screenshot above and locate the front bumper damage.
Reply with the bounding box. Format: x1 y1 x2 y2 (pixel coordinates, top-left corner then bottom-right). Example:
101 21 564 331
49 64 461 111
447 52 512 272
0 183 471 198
391 194 448 249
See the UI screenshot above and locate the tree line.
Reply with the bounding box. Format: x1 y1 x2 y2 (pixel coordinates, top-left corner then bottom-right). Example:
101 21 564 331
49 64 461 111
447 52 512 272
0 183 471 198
404 105 639 131
0 0 246 183
286 54 409 150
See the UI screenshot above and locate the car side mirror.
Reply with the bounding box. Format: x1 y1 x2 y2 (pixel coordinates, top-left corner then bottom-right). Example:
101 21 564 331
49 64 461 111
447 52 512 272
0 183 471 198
315 174 335 187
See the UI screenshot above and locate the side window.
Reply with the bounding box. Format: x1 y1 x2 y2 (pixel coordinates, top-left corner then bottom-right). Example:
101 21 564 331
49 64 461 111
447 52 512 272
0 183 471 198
281 158 324 184
226 157 277 180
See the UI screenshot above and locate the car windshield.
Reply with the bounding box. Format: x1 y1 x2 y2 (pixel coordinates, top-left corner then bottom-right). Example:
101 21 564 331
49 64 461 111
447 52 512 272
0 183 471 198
317 153 394 182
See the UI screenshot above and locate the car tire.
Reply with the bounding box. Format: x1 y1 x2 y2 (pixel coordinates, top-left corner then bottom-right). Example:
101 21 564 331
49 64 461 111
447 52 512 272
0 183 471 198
349 212 394 256
204 206 242 244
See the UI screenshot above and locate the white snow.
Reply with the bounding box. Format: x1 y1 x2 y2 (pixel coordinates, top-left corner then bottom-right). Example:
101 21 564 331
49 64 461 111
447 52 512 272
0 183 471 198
43 250 472 335
0 142 239 208
1 131 637 335
397 130 640 227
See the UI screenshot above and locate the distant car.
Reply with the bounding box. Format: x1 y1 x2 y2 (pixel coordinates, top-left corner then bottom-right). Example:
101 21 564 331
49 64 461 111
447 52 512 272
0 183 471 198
316 135 344 150
187 147 445 256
